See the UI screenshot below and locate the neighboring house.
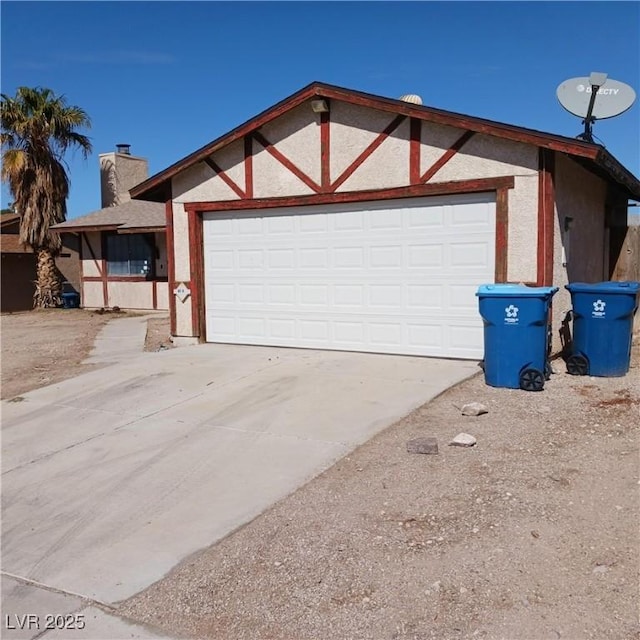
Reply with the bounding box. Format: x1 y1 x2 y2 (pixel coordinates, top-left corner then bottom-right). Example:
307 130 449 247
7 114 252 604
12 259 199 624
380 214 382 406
52 146 169 311
1 213 80 313
129 81 640 358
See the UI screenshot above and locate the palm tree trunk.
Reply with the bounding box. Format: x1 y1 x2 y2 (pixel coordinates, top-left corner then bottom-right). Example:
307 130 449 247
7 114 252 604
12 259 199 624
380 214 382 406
33 248 62 308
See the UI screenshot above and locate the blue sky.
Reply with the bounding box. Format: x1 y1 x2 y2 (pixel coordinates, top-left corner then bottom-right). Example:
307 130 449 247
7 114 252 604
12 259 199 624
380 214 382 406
1 1 639 219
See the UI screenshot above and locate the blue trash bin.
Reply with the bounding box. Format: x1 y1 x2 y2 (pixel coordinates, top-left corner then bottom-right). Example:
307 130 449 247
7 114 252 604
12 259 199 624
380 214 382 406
476 284 558 391
61 292 80 309
565 281 639 377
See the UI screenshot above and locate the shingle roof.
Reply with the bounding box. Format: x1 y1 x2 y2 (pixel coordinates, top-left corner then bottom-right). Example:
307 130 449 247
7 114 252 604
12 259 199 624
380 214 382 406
51 200 165 232
1 234 33 254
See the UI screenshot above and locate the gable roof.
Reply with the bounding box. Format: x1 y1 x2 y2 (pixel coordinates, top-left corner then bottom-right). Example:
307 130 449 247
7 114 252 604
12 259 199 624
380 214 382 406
131 81 640 202
51 200 165 234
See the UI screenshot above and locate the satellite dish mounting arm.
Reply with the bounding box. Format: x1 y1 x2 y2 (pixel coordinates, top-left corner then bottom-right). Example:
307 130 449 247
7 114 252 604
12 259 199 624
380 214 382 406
579 72 608 142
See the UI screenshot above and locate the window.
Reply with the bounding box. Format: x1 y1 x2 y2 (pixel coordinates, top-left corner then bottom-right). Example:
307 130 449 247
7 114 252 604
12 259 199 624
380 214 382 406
106 233 155 276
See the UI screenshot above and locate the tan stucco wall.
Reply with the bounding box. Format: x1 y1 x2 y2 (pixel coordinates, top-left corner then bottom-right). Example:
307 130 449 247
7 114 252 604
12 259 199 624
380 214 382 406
81 280 104 308
330 103 410 190
81 233 102 277
259 102 321 185
156 281 169 311
551 154 608 344
169 201 193 336
106 281 148 309
100 153 149 207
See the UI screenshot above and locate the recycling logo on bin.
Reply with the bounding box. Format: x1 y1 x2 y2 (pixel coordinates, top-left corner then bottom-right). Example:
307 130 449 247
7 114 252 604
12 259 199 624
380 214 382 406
504 304 519 324
592 299 606 318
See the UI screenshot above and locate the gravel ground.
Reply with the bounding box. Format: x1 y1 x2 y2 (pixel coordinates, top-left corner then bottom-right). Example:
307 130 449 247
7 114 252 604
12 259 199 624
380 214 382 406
120 330 640 640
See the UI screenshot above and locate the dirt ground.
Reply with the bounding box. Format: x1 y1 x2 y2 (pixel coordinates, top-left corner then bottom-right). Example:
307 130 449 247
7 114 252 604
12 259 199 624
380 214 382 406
0 309 113 400
120 331 640 640
1 310 171 400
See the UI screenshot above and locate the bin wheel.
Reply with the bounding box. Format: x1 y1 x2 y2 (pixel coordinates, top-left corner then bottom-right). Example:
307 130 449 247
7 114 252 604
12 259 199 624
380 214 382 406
519 368 545 392
566 354 589 376
544 362 553 381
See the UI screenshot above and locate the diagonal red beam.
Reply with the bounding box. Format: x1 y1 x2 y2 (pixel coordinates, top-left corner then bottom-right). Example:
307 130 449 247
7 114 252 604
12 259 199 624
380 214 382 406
330 115 406 193
253 131 322 193
420 130 475 183
203 157 246 199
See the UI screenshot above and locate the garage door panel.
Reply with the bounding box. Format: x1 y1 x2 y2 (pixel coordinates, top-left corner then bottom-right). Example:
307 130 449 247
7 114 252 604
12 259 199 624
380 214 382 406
204 195 495 358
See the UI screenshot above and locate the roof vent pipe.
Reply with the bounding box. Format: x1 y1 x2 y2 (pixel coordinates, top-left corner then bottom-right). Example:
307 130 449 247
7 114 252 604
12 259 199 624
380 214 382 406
116 143 131 155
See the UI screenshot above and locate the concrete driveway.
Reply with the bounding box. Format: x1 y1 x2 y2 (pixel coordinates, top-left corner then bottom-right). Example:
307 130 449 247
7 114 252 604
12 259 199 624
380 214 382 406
2 343 477 637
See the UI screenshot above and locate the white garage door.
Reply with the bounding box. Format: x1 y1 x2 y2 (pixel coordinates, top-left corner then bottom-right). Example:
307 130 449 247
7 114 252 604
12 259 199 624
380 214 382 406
203 193 495 359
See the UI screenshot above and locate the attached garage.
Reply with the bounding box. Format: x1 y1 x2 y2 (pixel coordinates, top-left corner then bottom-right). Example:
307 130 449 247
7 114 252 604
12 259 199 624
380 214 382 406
130 82 640 357
203 194 495 358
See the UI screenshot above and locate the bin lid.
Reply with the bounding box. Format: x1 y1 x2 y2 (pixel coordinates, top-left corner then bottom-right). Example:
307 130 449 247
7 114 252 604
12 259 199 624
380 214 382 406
476 284 559 297
565 281 639 294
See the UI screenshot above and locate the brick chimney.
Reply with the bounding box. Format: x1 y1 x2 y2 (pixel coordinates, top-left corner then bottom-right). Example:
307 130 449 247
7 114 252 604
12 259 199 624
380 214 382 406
99 144 149 208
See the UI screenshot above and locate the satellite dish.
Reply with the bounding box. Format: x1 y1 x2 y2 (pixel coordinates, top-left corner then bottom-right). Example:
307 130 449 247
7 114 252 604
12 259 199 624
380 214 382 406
557 72 636 142
557 76 636 119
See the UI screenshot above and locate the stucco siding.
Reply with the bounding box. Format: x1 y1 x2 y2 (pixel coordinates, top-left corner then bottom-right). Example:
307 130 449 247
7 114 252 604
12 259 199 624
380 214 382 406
330 102 406 181
156 281 169 311
81 233 102 277
173 140 245 202
175 295 193 336
253 139 316 198
100 153 149 207
420 122 468 173
552 154 608 341
258 103 320 185
171 202 191 282
81 281 104 308
337 119 410 191
434 135 538 182
506 174 539 283
107 281 153 309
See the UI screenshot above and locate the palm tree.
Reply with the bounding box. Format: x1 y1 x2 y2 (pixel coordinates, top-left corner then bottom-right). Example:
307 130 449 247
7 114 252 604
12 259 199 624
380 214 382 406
1 87 91 307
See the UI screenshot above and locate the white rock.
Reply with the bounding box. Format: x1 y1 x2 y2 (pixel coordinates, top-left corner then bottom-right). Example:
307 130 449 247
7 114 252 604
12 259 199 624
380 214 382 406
449 433 477 447
461 402 488 416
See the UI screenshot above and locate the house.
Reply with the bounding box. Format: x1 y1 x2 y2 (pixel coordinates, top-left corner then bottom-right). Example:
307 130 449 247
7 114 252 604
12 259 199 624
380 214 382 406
1 213 80 313
128 81 640 358
52 146 169 311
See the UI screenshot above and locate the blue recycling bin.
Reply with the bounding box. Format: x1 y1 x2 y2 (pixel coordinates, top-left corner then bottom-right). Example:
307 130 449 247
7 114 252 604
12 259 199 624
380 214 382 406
565 281 639 377
476 284 558 391
61 292 80 309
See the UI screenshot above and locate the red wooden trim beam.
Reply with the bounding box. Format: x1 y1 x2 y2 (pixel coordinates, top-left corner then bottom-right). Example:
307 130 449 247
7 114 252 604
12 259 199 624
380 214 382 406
320 108 331 190
495 187 509 282
421 130 475 183
82 276 151 283
537 149 556 286
187 209 204 339
409 118 421 185
253 131 322 193
99 234 109 307
152 280 157 310
165 200 177 336
244 136 253 199
185 176 515 213
79 232 85 306
203 156 246 199
330 115 406 192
